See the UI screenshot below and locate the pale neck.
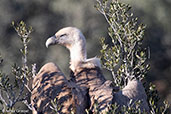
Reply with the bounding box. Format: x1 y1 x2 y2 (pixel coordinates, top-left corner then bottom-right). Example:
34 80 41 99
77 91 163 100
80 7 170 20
69 43 87 63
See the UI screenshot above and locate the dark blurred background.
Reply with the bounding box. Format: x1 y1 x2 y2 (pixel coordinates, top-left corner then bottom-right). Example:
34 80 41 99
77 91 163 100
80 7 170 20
0 0 170 110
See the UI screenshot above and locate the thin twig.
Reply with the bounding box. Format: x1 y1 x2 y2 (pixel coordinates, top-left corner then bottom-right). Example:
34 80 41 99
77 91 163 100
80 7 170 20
0 90 8 106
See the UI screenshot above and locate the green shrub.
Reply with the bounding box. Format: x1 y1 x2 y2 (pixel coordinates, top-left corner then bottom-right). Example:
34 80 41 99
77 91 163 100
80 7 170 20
96 0 169 113
0 21 35 113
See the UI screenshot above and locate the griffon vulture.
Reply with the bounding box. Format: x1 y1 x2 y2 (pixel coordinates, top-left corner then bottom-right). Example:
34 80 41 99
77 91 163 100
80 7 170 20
31 27 149 114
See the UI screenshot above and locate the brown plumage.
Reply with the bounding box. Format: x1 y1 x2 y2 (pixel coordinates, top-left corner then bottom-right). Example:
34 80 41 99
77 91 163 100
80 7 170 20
31 63 88 114
70 66 113 113
31 27 149 113
114 80 149 112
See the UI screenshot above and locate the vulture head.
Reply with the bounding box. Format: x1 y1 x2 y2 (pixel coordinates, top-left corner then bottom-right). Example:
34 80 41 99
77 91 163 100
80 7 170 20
46 27 101 71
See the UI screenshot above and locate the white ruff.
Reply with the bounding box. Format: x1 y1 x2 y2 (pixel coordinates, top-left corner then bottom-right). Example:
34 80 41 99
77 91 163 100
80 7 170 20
69 42 101 71
69 31 101 71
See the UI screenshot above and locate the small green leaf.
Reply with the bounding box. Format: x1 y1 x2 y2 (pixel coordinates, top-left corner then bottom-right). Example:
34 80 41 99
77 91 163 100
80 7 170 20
11 21 15 26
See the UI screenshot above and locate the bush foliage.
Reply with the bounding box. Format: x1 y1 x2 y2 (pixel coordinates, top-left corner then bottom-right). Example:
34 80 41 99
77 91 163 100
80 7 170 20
96 0 169 113
0 21 34 113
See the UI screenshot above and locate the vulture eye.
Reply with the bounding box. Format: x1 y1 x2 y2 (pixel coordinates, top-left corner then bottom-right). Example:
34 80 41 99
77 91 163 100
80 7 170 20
60 34 67 37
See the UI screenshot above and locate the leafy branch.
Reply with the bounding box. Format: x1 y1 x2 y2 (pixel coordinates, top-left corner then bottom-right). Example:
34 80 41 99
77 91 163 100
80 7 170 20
96 0 150 87
96 0 170 113
0 21 36 112
12 21 34 92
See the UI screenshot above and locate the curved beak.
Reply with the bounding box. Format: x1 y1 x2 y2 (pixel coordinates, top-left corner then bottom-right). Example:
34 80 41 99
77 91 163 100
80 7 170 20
45 35 58 48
